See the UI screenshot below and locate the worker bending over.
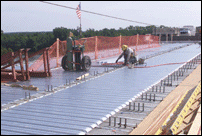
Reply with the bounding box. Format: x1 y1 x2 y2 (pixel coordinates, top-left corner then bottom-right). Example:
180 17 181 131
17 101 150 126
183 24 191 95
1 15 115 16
115 45 137 65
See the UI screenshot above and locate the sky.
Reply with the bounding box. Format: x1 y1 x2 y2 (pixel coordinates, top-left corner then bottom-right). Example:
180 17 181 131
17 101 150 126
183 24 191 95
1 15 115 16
1 1 201 33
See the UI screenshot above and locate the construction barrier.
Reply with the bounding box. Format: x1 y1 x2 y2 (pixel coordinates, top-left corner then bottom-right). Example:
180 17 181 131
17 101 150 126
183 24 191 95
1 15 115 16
155 82 201 135
29 34 160 71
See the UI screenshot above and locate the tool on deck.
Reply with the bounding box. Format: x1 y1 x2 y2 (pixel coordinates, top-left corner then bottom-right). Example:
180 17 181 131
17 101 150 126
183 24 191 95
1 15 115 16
127 58 146 68
99 58 146 68
61 32 91 71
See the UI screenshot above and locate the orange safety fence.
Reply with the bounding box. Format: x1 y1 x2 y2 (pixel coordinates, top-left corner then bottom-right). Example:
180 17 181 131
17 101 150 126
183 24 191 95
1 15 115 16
29 34 160 71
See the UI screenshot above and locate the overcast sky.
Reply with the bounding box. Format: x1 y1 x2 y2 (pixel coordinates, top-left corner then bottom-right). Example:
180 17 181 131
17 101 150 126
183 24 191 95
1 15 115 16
1 1 201 33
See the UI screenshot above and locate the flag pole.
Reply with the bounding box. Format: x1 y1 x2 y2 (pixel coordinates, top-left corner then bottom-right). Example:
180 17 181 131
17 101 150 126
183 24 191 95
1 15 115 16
80 2 82 36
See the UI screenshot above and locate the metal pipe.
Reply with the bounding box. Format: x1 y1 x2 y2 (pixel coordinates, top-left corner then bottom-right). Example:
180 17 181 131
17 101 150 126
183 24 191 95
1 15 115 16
154 94 156 101
179 68 181 76
114 117 116 127
149 93 152 101
124 118 127 128
129 102 131 110
163 86 165 93
145 93 147 100
29 92 31 99
168 75 169 85
119 118 121 127
133 102 135 111
170 75 172 86
138 103 140 111
109 117 111 126
142 103 144 111
48 85 49 91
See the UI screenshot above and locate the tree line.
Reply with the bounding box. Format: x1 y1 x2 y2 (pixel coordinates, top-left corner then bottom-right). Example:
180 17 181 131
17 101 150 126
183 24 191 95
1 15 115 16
1 25 161 56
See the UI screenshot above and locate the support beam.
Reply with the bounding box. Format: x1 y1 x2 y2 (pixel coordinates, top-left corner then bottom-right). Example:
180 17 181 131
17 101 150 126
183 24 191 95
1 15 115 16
25 48 30 80
11 52 16 81
171 34 173 44
166 33 168 43
159 34 161 45
19 49 26 80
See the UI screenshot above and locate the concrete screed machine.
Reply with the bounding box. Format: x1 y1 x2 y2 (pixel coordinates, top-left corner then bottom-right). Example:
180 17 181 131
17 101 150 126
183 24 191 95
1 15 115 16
61 33 91 71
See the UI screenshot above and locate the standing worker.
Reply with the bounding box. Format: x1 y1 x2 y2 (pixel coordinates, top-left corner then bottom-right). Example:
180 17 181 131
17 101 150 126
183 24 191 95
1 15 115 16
115 45 137 65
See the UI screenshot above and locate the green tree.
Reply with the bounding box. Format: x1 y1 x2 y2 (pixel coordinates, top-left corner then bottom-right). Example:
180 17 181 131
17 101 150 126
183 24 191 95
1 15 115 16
53 27 70 41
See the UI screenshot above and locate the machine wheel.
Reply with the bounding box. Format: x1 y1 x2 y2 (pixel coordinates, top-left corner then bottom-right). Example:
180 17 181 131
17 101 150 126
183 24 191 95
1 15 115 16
81 56 91 71
61 55 69 71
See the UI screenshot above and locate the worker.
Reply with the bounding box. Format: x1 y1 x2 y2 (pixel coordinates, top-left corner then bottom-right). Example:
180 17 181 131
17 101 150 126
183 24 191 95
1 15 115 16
115 45 137 65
